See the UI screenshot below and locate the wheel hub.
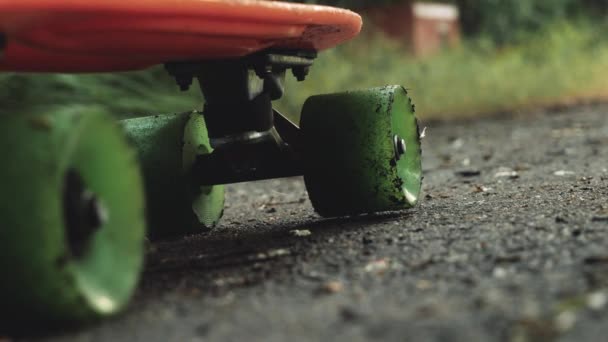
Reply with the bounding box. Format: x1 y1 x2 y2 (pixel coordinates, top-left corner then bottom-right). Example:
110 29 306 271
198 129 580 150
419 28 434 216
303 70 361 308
393 134 407 160
63 169 107 258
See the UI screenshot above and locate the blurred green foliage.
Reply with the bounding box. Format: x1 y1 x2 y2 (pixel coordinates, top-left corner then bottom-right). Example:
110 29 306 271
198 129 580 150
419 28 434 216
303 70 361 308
287 0 608 45
275 20 608 120
454 0 607 45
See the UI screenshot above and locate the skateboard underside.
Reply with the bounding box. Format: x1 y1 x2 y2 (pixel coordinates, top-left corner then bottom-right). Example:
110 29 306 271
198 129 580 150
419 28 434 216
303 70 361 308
0 0 362 72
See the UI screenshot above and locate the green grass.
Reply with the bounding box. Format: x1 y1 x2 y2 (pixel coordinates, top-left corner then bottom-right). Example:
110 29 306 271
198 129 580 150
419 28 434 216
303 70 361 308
1 20 607 121
276 19 608 121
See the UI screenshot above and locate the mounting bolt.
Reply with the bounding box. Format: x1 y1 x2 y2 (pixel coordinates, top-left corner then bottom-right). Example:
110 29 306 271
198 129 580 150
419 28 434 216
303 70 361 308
292 66 310 82
175 74 193 91
393 134 407 160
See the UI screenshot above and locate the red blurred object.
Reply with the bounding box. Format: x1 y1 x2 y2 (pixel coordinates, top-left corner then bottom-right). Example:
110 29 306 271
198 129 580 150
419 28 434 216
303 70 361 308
366 1 460 57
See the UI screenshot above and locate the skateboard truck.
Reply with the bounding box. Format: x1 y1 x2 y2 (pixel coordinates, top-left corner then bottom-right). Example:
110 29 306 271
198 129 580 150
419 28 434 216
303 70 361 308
165 50 315 185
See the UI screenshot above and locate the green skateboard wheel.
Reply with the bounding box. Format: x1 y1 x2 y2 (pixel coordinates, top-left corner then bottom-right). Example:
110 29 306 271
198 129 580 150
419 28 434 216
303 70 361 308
0 108 145 323
121 112 224 238
301 85 422 217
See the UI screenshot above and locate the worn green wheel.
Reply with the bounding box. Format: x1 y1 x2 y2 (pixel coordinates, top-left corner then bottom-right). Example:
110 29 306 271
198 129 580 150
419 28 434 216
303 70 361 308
301 85 422 217
121 112 224 238
0 109 145 323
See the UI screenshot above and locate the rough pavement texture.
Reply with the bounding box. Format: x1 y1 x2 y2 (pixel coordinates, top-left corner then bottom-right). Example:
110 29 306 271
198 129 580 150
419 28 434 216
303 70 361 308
20 105 608 341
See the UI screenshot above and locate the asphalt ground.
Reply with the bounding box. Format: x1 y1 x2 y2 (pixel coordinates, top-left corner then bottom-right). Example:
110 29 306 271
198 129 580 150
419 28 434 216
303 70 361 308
17 104 608 341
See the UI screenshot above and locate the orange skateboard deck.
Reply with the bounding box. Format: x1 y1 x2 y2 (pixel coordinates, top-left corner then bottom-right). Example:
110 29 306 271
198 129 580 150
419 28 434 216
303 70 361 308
0 0 362 72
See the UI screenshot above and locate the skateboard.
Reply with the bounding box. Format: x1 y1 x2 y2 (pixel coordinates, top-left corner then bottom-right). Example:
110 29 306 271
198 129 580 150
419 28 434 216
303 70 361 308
0 0 422 325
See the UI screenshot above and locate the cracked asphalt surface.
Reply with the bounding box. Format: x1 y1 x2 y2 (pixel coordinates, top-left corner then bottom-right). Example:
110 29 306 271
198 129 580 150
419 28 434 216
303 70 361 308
20 105 608 341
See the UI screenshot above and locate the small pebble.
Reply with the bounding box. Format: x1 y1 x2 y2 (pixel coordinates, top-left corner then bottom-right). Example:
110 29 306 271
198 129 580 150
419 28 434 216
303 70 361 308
555 311 577 332
319 281 343 294
492 267 507 279
554 170 575 177
495 170 519 179
473 185 490 193
587 291 607 311
364 259 389 273
416 280 433 290
290 229 312 237
256 248 290 260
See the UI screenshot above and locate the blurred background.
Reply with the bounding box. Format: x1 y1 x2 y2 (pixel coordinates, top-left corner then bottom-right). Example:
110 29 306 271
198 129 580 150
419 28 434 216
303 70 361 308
2 0 607 121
